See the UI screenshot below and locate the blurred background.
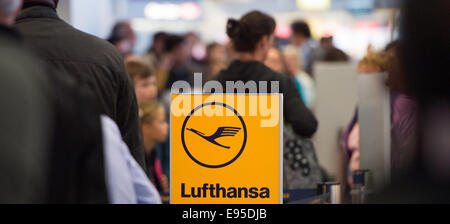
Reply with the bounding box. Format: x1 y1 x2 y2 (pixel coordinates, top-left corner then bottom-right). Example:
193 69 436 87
4 0 450 204
54 0 402 186
57 0 399 60
52 0 408 203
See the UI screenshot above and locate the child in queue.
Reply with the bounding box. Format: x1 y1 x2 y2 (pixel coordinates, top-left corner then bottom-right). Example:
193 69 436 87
126 60 169 193
139 102 169 193
126 61 158 103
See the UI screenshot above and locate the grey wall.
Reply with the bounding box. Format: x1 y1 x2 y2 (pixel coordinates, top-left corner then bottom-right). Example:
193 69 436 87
313 62 359 178
358 73 391 190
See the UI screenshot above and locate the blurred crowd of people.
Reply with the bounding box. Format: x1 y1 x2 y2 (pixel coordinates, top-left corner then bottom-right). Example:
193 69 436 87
1 0 450 204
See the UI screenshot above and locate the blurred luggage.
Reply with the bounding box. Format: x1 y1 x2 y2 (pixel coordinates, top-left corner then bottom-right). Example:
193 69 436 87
283 126 324 189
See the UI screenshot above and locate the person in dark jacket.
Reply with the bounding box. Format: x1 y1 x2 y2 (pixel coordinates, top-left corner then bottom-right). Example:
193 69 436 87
0 0 50 203
14 0 146 169
0 0 108 203
213 11 318 138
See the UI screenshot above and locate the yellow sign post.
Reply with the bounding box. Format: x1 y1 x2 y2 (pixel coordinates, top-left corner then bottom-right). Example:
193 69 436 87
171 94 283 204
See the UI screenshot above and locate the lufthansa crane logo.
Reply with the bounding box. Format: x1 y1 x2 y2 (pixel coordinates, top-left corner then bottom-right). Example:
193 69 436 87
181 102 247 168
186 127 241 149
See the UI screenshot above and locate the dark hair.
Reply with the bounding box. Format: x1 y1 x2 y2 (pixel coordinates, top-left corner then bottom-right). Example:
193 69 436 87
164 34 184 53
320 36 333 45
107 21 133 44
322 48 349 62
147 31 168 53
226 11 276 52
154 32 168 42
23 0 59 9
291 20 311 38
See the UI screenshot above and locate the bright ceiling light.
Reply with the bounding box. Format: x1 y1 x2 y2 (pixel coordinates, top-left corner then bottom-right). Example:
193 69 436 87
179 2 202 20
296 0 331 11
144 2 202 21
145 2 179 20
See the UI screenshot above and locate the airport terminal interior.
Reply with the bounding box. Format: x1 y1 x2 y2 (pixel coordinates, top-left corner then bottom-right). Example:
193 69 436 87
1 0 450 205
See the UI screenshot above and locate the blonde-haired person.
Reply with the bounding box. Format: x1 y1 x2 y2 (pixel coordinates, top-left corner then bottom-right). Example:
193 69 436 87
343 49 418 188
283 45 316 109
358 51 392 74
139 101 169 193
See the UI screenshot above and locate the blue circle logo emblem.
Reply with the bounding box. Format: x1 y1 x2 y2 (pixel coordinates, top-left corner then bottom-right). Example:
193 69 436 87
181 102 247 168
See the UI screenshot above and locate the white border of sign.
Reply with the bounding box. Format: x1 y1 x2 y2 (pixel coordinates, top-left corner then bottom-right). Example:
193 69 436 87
279 94 284 204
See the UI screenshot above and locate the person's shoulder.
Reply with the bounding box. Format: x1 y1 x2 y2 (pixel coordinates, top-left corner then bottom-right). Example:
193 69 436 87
245 61 282 81
69 27 120 57
67 28 128 73
18 18 123 65
210 67 229 83
263 66 287 83
41 19 122 63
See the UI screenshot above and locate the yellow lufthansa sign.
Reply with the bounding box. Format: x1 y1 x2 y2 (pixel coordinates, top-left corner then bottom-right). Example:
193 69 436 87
171 94 283 204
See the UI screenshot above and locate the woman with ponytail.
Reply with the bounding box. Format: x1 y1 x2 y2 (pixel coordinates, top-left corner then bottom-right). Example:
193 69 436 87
213 11 318 138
